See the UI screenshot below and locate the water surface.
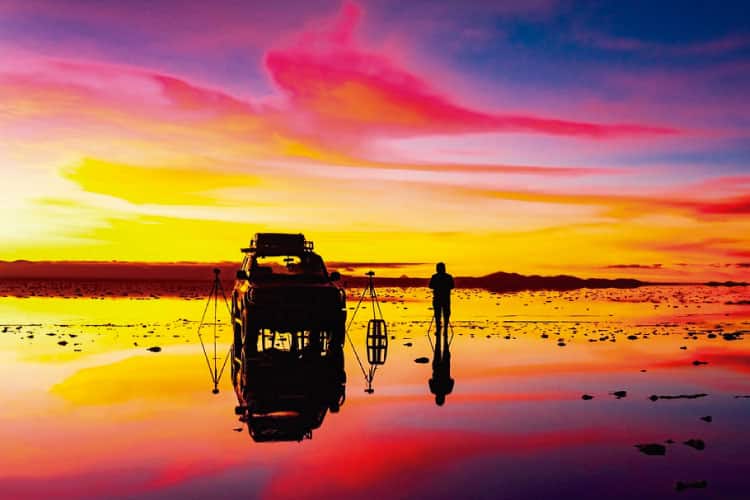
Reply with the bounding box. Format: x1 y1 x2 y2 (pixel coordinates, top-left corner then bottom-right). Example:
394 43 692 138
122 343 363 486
2 286 750 499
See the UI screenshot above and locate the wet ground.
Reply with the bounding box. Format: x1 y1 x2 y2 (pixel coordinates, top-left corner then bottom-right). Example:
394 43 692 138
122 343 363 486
1 285 750 499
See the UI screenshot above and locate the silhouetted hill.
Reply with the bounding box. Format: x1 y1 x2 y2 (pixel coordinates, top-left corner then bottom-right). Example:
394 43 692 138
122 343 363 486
341 271 646 292
0 260 650 294
458 271 645 292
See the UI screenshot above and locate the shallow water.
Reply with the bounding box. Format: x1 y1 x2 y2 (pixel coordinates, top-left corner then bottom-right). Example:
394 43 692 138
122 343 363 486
2 286 750 499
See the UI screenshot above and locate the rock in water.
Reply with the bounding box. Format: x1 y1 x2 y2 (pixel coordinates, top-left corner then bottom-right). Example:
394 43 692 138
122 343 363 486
683 439 705 451
635 443 666 456
581 394 594 400
700 416 712 423
147 346 162 353
675 480 707 491
611 390 627 399
692 360 708 366
414 357 429 364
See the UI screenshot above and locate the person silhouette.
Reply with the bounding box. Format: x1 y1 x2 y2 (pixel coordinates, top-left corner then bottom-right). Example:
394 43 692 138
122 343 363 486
429 262 454 335
429 328 454 406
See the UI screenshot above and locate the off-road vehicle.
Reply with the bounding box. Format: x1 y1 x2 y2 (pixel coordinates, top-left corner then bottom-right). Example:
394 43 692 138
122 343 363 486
230 233 347 441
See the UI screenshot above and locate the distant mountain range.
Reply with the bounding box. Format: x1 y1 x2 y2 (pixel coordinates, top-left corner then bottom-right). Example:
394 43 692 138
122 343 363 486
341 271 646 292
2 260 745 293
0 261 653 292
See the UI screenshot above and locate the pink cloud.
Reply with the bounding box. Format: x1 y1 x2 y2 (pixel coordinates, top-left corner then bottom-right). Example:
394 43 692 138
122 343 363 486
264 2 678 140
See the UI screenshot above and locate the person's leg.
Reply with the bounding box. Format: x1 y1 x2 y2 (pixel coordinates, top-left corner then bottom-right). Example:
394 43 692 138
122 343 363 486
443 302 451 335
433 302 442 333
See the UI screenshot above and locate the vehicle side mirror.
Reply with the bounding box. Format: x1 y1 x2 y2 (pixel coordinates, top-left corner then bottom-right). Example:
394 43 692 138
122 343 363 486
330 271 341 282
236 269 248 280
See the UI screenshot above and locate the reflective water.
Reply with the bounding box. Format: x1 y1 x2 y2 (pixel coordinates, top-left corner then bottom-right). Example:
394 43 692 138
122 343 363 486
1 286 750 499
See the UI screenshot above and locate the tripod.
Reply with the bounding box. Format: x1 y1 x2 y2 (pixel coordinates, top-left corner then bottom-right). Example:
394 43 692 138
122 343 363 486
345 271 388 394
197 268 232 394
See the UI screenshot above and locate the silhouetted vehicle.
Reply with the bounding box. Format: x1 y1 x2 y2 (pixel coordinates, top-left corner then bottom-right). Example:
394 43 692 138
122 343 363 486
236 330 346 441
230 233 347 441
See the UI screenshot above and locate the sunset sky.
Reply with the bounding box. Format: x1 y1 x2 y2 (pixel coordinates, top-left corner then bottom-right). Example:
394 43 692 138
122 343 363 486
1 0 749 279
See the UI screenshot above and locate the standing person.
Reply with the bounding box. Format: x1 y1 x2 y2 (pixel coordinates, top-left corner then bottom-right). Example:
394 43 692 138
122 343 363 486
429 262 454 335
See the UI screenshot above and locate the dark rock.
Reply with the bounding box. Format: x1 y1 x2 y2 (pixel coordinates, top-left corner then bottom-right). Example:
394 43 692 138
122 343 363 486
403 342 413 347
57 340 68 346
611 390 627 399
692 360 708 366
627 335 638 340
146 346 162 352
414 357 429 364
649 393 708 401
635 443 666 456
700 416 712 423
581 394 594 400
683 439 705 451
675 480 707 492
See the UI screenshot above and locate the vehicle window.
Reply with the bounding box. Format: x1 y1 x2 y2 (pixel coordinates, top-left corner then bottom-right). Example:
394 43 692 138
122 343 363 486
251 255 325 280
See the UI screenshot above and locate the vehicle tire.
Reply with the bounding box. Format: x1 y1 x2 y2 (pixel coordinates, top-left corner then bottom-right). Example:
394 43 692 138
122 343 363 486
231 306 243 380
331 317 345 347
242 309 260 355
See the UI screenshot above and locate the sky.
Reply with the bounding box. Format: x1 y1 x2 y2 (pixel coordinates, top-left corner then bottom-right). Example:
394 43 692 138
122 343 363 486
1 0 749 279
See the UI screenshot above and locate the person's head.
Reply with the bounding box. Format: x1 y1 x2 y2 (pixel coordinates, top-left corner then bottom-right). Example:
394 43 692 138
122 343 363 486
436 262 446 274
435 394 446 406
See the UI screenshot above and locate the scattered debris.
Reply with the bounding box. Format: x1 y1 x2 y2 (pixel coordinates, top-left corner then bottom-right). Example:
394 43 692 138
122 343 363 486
649 393 708 401
675 480 707 492
683 439 705 451
635 443 666 456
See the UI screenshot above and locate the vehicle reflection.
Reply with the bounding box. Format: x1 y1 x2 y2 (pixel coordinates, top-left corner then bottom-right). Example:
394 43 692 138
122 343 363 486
233 330 346 442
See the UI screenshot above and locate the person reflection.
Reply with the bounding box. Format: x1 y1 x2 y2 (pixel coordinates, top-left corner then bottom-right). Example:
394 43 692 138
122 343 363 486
429 328 454 406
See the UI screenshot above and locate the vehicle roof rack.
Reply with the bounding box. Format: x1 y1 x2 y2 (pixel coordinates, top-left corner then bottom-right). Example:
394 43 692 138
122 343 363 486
241 232 314 255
